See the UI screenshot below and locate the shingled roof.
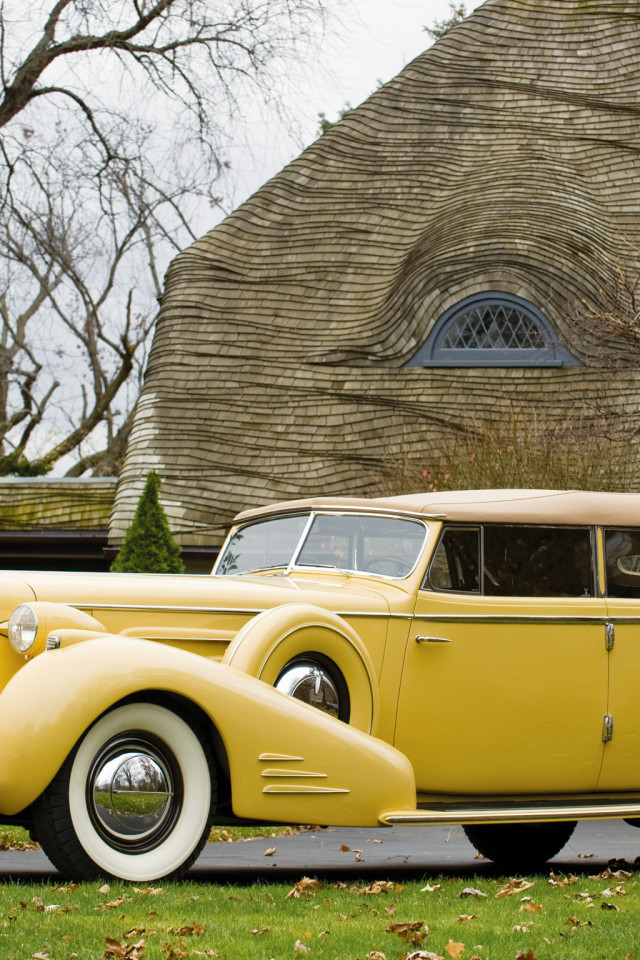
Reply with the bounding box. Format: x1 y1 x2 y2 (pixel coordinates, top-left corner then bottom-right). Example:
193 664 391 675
112 0 640 547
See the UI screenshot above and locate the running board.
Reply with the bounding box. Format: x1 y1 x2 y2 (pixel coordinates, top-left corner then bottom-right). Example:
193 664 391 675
380 799 640 826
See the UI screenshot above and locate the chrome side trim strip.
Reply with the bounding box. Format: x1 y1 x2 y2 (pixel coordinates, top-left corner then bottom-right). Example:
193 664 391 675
258 753 304 762
380 800 640 826
412 614 610 625
261 769 327 779
70 603 265 615
263 785 349 795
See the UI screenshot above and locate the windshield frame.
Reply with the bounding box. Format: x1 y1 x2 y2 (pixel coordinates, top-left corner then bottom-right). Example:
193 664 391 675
214 510 429 580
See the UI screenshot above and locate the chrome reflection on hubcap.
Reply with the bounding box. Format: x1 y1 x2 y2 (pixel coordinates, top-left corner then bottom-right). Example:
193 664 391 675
88 736 181 850
275 662 340 718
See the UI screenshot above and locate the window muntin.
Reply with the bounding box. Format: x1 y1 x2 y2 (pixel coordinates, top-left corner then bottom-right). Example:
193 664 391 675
406 292 581 368
605 528 640 598
425 524 593 597
216 512 428 579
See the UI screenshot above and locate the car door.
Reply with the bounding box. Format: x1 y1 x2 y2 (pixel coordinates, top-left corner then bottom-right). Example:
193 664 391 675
597 526 640 791
394 523 609 796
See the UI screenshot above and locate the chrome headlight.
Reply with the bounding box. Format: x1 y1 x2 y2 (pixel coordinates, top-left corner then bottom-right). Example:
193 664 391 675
8 604 38 654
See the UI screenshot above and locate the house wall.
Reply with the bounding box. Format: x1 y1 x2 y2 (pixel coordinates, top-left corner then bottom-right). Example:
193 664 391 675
112 0 640 546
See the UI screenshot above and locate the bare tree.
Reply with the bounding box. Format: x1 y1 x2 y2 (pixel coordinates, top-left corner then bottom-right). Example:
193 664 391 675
0 0 330 475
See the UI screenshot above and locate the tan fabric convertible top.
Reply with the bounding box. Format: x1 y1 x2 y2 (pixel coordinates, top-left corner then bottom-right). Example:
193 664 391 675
235 490 640 527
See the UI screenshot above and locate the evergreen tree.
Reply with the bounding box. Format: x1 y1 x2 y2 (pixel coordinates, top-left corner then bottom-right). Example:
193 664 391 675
111 471 185 573
425 3 467 40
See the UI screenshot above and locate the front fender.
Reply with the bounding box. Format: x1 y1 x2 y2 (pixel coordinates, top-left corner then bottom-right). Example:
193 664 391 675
0 636 415 825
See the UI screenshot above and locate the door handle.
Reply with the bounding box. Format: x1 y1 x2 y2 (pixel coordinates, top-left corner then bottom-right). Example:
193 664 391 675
415 635 452 644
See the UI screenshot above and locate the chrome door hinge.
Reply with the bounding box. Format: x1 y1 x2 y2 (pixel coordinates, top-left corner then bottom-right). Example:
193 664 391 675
602 715 614 743
605 622 615 652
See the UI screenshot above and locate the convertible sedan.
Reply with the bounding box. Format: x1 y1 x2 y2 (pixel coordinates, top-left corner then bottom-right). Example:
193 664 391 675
1 488 639 880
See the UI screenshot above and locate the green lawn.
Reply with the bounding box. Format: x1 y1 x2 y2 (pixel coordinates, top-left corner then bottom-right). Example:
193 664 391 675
0 869 636 959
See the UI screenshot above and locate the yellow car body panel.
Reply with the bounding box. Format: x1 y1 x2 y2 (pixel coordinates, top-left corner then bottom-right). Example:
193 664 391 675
0 634 415 821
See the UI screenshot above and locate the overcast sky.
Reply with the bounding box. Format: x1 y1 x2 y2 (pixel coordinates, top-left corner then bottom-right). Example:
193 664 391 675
222 0 484 214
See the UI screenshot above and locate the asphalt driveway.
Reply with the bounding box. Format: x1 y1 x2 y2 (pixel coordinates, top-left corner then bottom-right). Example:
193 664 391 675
0 820 638 883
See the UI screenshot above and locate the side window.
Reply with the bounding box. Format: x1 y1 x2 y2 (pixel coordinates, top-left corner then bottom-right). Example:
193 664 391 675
427 527 480 593
483 525 593 597
605 529 640 598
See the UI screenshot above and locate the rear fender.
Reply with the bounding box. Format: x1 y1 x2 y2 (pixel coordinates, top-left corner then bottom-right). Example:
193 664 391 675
0 635 415 825
223 603 379 734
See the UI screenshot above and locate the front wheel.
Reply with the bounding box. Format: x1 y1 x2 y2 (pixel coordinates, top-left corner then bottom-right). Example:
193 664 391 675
463 821 577 871
32 702 216 882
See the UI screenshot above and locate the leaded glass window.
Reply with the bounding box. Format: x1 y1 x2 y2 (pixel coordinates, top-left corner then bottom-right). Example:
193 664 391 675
407 292 581 367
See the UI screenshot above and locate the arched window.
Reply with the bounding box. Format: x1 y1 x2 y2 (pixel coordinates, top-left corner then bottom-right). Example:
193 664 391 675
406 293 581 367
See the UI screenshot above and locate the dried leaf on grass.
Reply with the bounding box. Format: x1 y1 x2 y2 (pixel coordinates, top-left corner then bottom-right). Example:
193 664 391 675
97 896 131 910
519 901 544 914
104 938 145 959
365 953 387 960
445 940 465 958
457 915 477 922
589 867 632 881
162 944 187 960
167 925 204 936
32 953 49 960
601 902 620 911
459 888 486 899
515 951 537 960
548 873 576 887
286 877 324 900
357 881 396 895
495 879 534 899
403 952 444 960
565 916 594 927
385 920 426 946
293 940 310 954
133 887 165 896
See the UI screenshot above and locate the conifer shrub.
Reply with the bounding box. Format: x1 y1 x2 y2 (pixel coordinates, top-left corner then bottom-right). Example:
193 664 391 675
111 471 185 573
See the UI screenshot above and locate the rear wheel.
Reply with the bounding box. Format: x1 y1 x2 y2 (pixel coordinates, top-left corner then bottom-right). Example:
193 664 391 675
463 821 577 871
32 702 216 881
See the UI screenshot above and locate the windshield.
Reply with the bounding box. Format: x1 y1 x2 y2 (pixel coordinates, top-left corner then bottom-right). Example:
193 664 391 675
216 512 427 578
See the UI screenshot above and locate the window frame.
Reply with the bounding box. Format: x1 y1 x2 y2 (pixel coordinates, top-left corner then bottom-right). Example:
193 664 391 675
423 522 597 598
406 292 582 368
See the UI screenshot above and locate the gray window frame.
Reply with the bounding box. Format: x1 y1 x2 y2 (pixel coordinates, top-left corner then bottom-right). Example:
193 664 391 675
406 292 581 368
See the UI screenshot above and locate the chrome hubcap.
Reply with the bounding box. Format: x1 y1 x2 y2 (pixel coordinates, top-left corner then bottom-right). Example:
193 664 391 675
275 662 340 718
88 735 181 850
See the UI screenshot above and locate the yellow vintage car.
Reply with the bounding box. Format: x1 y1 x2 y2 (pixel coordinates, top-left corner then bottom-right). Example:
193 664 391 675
0 488 639 881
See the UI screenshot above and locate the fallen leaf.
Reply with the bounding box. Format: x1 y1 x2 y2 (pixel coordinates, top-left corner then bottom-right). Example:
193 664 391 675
97 896 131 910
286 877 323 900
385 920 426 946
515 951 537 960
519 902 543 914
251 928 269 936
366 838 383 843
421 884 442 893
355 851 363 861
513 923 534 932
293 940 310 954
565 916 594 927
602 885 627 897
601 902 620 911
133 887 165 896
589 868 632 881
162 944 187 960
51 884 78 893
357 881 395 895
445 940 465 958
473 852 485 859
578 852 595 858
264 847 276 857
403 953 444 960
365 953 387 960
495 879 534 899
98 884 111 894
32 953 49 960
167 925 204 936
457 915 477 923
340 844 351 852
459 888 487 899
548 873 576 887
